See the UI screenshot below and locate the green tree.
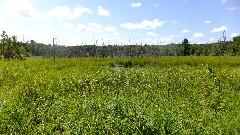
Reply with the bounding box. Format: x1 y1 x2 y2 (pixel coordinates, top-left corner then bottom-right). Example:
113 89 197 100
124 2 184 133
0 31 7 57
211 43 221 56
182 38 190 56
0 31 25 59
228 36 240 56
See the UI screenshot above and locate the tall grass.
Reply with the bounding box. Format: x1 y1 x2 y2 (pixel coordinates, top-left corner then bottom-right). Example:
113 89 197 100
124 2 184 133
0 57 240 134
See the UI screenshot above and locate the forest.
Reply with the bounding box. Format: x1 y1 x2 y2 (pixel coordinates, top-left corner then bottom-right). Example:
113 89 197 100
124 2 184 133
1 31 240 59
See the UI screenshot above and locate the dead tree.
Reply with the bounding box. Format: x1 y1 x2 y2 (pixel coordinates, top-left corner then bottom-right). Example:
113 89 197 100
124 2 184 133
219 30 227 56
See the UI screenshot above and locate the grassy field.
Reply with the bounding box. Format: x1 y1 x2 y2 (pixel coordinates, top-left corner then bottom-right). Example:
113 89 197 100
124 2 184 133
0 57 240 134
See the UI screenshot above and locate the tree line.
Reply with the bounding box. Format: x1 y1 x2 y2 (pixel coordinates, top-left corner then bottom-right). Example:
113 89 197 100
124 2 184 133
0 31 26 59
1 31 240 59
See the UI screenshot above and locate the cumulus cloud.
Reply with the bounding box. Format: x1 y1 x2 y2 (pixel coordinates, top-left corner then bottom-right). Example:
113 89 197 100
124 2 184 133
153 4 158 7
104 26 116 32
188 38 194 41
172 20 179 24
47 5 91 20
170 34 182 38
120 19 167 30
158 37 172 45
210 38 216 42
5 0 44 20
98 6 110 16
39 25 53 32
231 33 239 37
120 23 137 29
76 23 102 33
0 18 6 31
76 24 86 32
141 36 172 45
131 3 142 8
193 33 204 38
226 7 238 11
176 35 182 38
181 29 190 33
139 19 166 29
87 23 102 32
197 41 205 44
63 23 74 32
204 20 211 24
211 26 228 32
220 0 227 3
113 32 120 36
146 32 159 37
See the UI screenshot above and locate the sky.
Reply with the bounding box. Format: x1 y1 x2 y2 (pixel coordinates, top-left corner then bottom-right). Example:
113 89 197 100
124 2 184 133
0 0 239 46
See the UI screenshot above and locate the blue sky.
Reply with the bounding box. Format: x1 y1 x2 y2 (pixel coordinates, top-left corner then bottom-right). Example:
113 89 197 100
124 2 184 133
0 0 239 45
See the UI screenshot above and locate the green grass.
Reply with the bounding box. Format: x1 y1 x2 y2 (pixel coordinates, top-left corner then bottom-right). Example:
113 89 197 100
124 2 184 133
0 57 240 134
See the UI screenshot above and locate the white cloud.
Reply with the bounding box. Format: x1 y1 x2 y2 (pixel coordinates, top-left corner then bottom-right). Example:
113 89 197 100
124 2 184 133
176 35 182 38
120 19 167 30
170 35 182 38
153 4 158 7
146 32 159 37
113 32 120 36
47 5 91 20
227 7 238 11
181 29 190 33
131 3 142 8
204 20 211 24
193 33 204 38
189 38 194 40
74 5 92 15
63 23 74 32
140 37 171 45
88 35 122 45
98 6 110 16
1 26 33 43
120 23 137 29
197 41 205 44
76 24 86 32
76 23 102 33
211 26 228 32
85 32 93 36
159 37 172 45
172 20 179 24
88 23 102 32
139 19 166 29
0 17 6 31
210 38 216 42
59 35 87 46
220 0 227 3
104 26 116 32
5 0 44 20
231 33 239 37
39 25 53 32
